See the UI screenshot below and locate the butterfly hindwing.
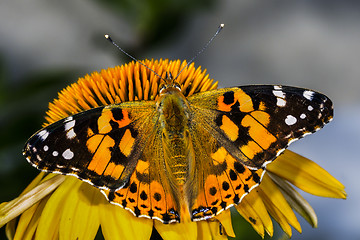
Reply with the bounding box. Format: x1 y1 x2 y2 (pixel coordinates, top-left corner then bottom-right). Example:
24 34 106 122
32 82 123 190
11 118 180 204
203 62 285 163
185 119 265 221
103 125 182 223
24 101 157 190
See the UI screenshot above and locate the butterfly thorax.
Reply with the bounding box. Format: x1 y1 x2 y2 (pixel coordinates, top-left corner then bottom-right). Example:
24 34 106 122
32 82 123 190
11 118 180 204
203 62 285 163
157 85 193 185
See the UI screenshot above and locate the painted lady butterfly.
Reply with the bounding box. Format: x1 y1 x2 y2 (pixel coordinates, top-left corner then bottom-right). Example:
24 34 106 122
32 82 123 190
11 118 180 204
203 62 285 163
23 72 333 224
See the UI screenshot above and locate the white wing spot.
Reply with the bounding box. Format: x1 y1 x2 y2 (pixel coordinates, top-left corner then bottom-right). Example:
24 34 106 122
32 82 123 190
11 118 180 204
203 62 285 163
65 116 73 122
272 90 285 98
276 98 286 107
300 113 306 119
62 149 74 160
303 90 315 101
38 130 49 141
64 119 76 139
308 105 313 111
66 129 76 139
65 120 76 131
285 115 297 126
53 151 59 157
273 90 286 107
43 145 49 151
274 85 282 90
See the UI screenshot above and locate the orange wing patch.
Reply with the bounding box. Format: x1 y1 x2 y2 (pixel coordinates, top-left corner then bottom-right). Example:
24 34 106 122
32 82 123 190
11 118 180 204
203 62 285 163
87 135 114 174
119 129 136 157
217 89 254 113
97 108 131 134
217 89 254 112
103 161 124 179
240 111 277 158
220 115 239 141
234 89 254 112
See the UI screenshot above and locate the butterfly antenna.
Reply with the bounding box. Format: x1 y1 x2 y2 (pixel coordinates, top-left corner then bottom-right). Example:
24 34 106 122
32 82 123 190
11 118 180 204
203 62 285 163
174 23 224 80
104 34 165 80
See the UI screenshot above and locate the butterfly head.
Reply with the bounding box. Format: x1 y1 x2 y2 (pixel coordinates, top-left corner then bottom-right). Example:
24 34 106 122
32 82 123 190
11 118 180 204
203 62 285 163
159 71 182 96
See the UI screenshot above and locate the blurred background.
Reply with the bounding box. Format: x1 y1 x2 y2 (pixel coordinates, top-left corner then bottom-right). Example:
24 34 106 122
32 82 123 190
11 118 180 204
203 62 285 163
0 0 359 239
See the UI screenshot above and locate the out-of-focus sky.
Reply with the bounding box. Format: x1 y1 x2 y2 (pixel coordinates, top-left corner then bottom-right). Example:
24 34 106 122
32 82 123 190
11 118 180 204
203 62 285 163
0 0 359 239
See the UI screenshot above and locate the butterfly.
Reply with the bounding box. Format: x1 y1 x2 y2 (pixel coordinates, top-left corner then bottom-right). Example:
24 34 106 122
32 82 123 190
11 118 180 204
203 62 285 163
23 76 333 224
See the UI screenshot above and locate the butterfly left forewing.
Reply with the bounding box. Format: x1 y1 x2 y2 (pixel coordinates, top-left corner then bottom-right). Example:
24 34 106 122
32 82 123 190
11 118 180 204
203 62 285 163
24 101 157 190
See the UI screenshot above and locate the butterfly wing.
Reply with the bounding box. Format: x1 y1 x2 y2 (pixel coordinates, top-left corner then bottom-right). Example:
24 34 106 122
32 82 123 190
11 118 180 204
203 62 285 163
188 85 333 168
102 124 182 223
23 101 157 190
186 85 333 220
184 119 264 221
24 100 182 223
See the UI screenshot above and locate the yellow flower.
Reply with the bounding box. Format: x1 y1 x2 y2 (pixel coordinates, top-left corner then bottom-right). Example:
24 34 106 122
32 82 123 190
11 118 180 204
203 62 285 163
0 59 346 239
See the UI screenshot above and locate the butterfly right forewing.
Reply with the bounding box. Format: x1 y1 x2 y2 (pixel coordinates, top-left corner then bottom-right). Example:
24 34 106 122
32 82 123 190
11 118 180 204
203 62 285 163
188 85 333 169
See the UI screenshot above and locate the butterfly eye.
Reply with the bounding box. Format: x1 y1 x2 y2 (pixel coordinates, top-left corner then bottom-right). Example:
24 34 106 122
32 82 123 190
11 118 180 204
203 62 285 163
159 84 167 94
174 82 181 91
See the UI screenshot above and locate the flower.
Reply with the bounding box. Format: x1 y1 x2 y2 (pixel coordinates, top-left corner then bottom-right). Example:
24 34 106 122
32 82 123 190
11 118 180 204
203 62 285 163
0 59 346 239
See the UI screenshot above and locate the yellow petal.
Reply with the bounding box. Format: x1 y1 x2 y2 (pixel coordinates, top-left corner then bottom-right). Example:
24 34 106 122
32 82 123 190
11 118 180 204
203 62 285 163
268 150 346 199
236 198 265 237
5 216 16 240
197 221 227 240
155 220 197 240
0 174 65 227
215 209 235 238
209 221 228 240
269 173 318 228
258 174 302 237
12 202 39 240
99 201 153 240
59 178 101 240
13 195 49 240
35 176 78 239
3 172 46 238
236 190 274 238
